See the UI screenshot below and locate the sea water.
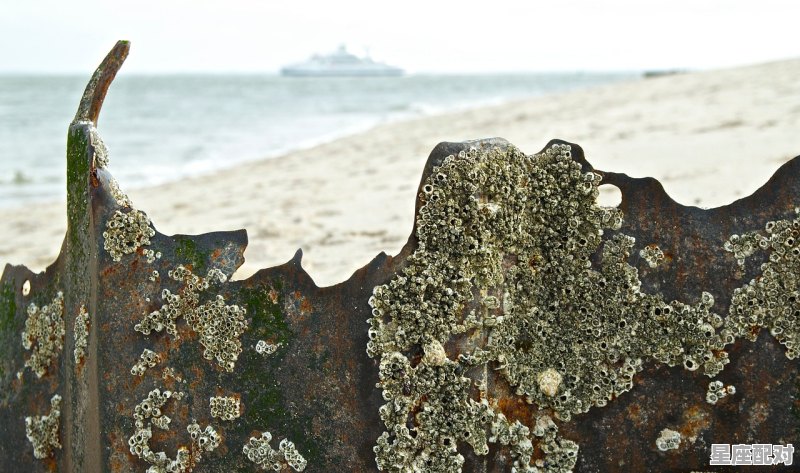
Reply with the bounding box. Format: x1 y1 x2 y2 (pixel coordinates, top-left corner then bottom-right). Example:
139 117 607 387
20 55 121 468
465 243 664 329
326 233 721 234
0 73 635 207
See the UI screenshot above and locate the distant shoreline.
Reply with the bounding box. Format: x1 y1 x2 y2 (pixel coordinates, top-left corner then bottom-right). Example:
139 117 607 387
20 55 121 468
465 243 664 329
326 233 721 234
1 59 798 287
0 72 636 209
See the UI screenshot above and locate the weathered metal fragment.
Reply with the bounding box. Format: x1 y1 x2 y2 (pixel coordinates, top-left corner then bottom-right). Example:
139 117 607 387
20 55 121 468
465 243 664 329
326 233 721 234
1 42 799 472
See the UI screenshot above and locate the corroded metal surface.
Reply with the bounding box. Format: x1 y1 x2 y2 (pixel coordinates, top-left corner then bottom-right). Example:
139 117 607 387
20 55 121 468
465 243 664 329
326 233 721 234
0 42 798 472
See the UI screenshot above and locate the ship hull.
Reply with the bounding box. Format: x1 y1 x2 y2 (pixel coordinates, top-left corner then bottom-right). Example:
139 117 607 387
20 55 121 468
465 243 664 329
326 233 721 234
280 67 404 77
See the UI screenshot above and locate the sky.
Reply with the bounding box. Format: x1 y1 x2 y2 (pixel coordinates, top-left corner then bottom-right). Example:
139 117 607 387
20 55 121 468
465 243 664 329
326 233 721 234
1 0 799 74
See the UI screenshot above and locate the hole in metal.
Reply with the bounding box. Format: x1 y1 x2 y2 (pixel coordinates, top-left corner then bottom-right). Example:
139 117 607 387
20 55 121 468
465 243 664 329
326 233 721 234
596 184 622 208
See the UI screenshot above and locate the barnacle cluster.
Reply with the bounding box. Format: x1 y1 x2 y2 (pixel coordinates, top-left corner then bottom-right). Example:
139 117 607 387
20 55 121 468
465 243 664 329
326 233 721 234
726 211 800 359
373 350 493 471
21 291 65 378
89 125 109 168
144 249 161 264
127 388 224 473
724 232 761 267
705 380 735 405
209 395 240 421
135 266 248 371
162 366 181 382
655 428 681 451
374 348 577 472
187 422 221 458
522 415 579 471
279 439 307 472
103 209 156 262
255 340 281 356
108 176 132 208
367 144 732 471
132 388 178 432
243 432 281 470
129 426 185 473
243 432 307 471
537 368 562 397
131 348 161 376
73 304 90 364
25 394 62 459
639 244 665 268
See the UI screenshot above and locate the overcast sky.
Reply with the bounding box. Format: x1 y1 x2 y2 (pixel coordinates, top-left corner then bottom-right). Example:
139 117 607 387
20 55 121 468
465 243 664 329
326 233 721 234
2 0 799 74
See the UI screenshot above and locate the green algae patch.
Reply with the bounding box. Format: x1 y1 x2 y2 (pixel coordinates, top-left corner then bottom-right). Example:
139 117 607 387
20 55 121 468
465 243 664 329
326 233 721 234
0 281 15 381
237 379 320 467
234 282 321 465
241 385 322 468
240 282 292 347
0 281 16 334
174 237 209 274
306 348 331 372
66 125 90 269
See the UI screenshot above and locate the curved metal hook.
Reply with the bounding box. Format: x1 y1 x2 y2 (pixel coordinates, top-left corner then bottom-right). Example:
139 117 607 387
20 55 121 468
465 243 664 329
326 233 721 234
72 40 130 126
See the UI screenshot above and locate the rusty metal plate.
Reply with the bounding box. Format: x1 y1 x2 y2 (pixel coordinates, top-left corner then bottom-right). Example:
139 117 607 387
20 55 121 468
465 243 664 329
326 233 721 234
1 42 798 472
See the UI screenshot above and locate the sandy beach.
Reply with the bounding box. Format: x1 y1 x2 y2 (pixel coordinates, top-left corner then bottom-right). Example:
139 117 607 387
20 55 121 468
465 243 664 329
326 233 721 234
2 58 799 287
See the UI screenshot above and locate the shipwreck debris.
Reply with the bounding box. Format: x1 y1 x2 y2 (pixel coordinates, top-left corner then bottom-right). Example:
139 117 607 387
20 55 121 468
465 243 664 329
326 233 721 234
0 41 798 472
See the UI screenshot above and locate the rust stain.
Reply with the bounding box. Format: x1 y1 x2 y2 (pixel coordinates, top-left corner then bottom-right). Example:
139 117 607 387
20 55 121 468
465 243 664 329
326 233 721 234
678 405 710 443
626 403 647 429
496 395 535 426
300 297 313 314
748 401 770 431
43 457 57 472
268 288 279 304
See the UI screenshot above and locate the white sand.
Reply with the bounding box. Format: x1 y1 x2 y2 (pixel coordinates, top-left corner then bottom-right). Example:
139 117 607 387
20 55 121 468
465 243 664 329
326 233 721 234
2 58 799 287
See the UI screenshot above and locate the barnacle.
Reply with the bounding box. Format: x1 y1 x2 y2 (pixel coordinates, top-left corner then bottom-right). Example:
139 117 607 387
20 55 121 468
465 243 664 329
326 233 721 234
243 432 282 470
255 340 281 356
25 394 62 459
280 439 308 472
724 232 763 267
131 348 161 376
655 428 681 451
243 431 307 471
103 209 156 262
126 388 226 473
726 210 800 358
21 291 65 378
367 144 732 471
73 304 90 364
108 176 132 208
132 388 177 430
209 395 240 421
705 380 735 405
135 265 247 371
187 422 221 455
89 124 109 168
639 244 665 268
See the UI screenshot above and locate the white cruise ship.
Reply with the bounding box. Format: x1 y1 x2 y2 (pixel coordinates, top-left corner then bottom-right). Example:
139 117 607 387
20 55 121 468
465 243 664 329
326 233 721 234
281 46 404 77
